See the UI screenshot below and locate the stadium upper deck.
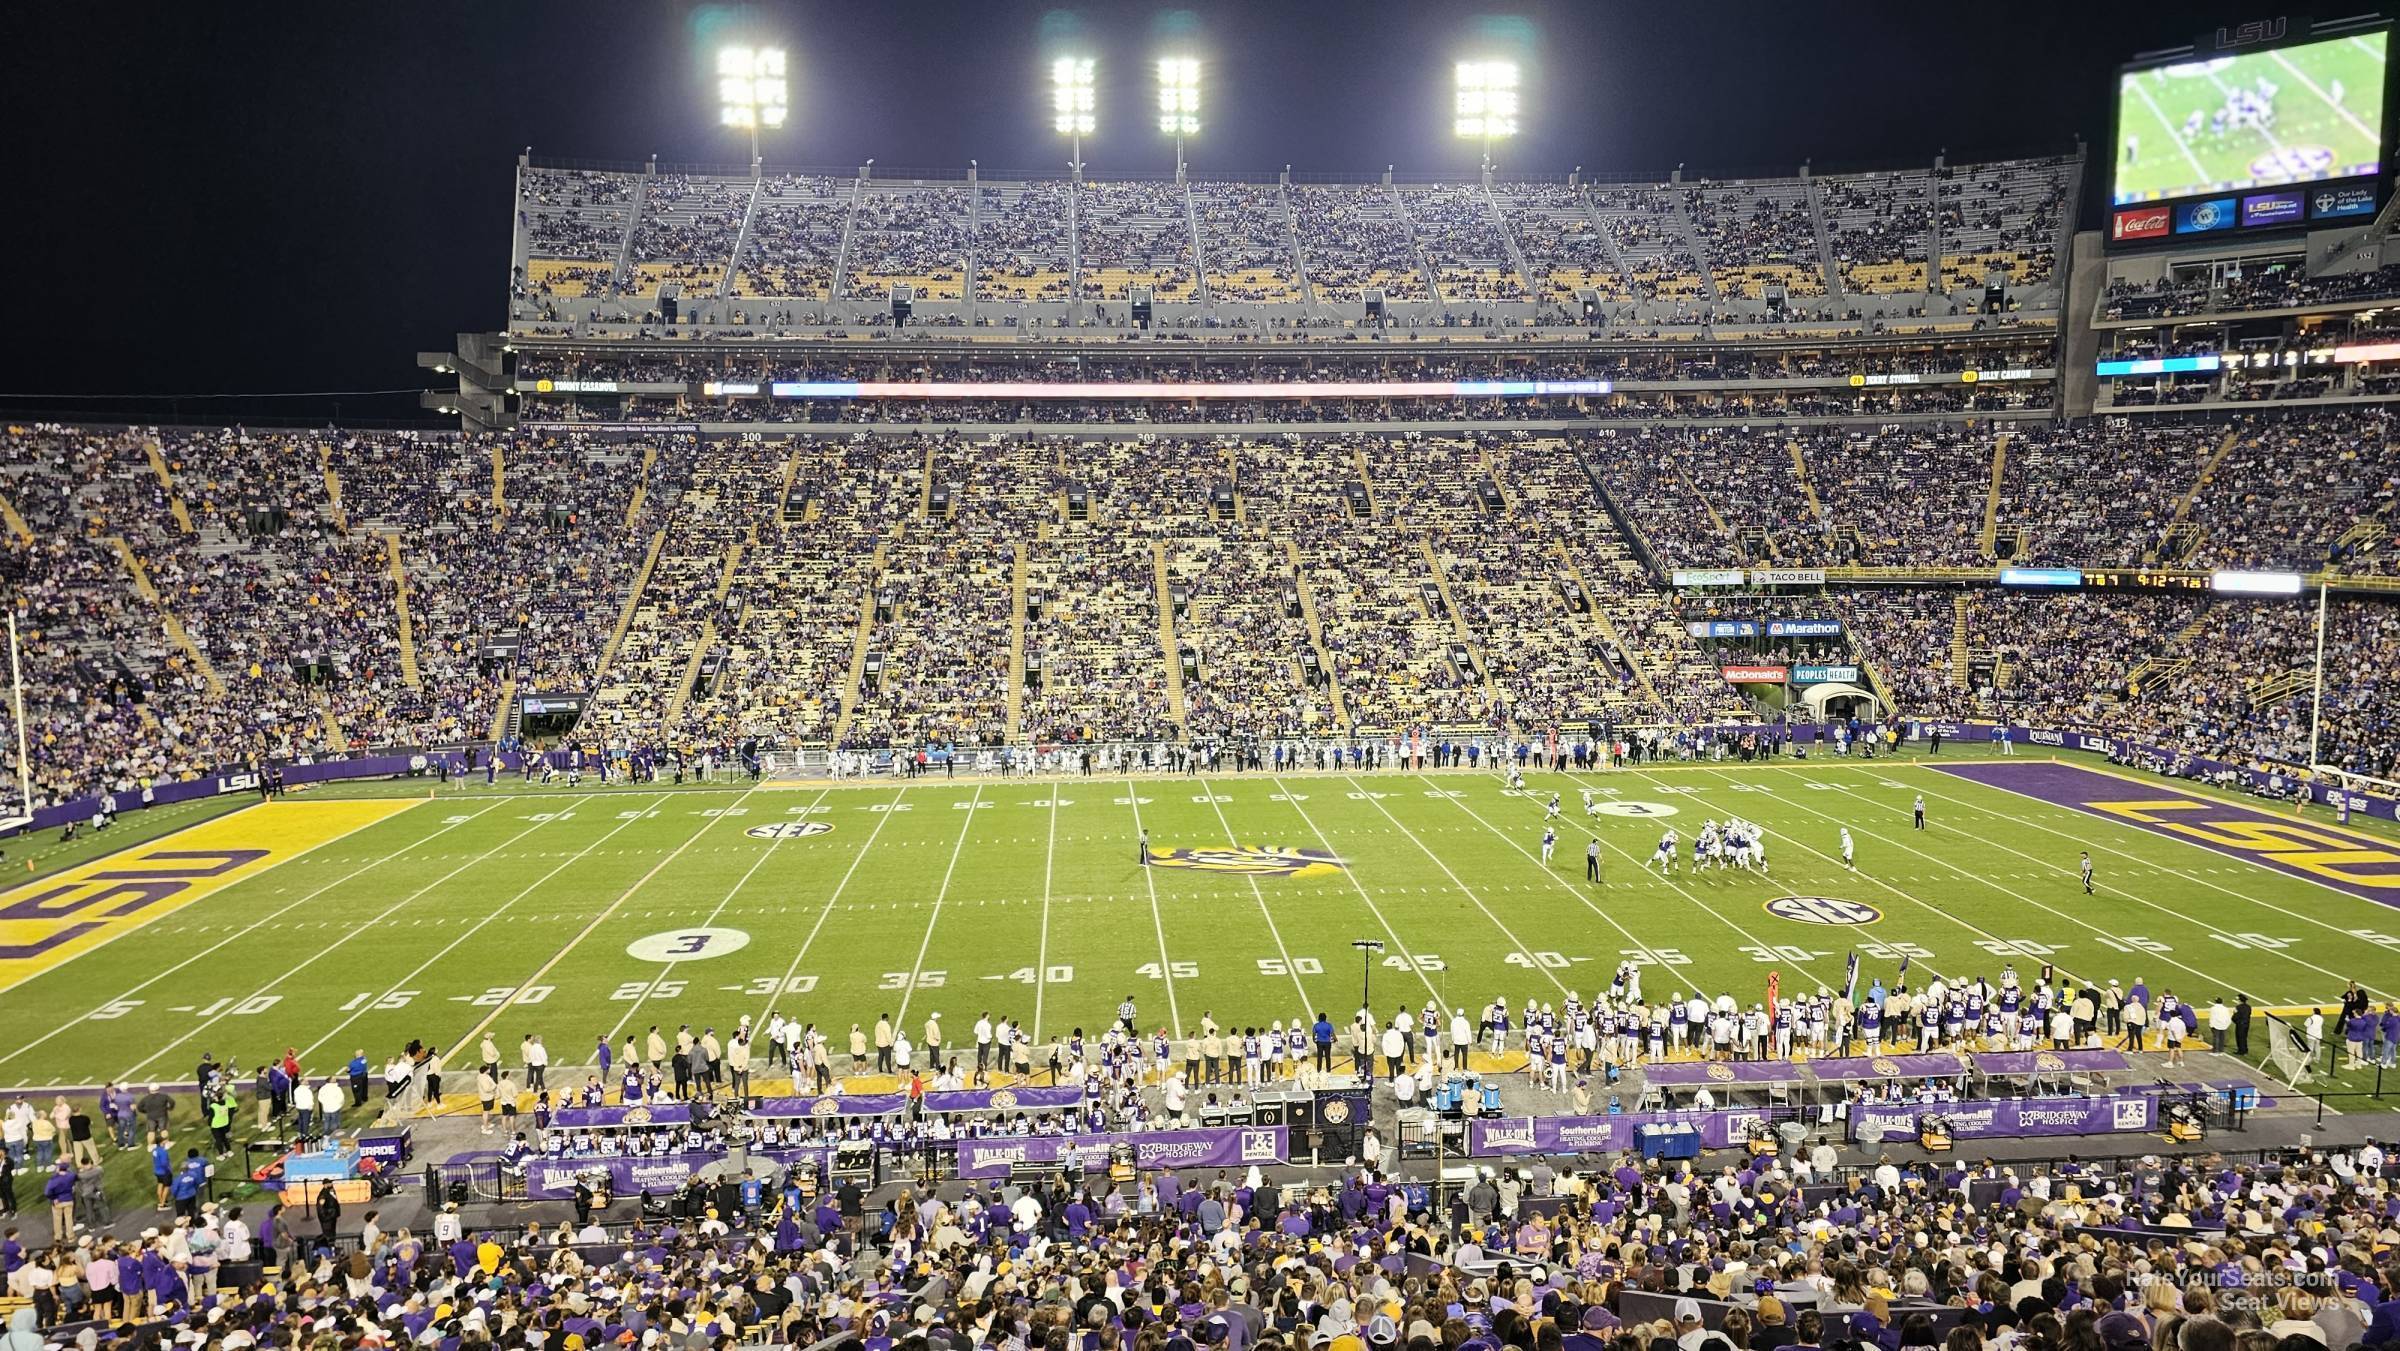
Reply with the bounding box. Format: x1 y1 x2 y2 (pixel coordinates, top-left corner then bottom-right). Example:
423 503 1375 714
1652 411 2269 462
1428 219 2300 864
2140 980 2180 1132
506 152 2083 340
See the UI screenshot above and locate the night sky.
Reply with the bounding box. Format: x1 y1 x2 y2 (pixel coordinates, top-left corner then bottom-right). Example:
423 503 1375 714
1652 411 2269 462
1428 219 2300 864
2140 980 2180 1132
2 0 2328 423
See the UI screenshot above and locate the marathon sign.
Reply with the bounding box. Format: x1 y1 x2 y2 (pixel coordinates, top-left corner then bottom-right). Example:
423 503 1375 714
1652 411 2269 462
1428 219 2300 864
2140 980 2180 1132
1847 1093 2155 1142
1749 568 1826 586
1767 619 1842 637
1722 665 1789 684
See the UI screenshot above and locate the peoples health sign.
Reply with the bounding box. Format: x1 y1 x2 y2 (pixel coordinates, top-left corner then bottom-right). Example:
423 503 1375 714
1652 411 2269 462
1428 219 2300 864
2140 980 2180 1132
1848 1094 2155 1142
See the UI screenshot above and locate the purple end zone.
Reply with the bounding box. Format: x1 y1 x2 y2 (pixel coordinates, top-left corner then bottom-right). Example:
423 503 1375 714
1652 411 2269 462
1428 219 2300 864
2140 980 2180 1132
1931 760 2400 910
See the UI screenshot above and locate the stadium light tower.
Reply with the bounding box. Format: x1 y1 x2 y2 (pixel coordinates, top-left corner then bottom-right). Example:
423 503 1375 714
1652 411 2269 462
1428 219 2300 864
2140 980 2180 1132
1158 57 1200 183
1453 59 1520 175
1052 56 1096 175
719 46 788 165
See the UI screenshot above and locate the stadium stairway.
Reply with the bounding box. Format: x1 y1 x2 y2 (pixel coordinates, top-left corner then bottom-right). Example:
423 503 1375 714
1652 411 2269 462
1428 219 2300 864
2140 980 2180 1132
1418 537 1496 698
1951 594 1974 691
1006 543 1029 737
1151 539 1189 725
319 450 348 532
1273 183 1322 312
623 444 657 528
1550 539 1668 714
1979 433 2010 559
386 533 421 689
111 536 226 698
141 438 197 534
1282 538 1349 723
2147 428 2240 564
1807 178 1848 308
491 441 506 515
589 528 667 693
1480 182 1540 302
0 489 30 544
1675 464 1736 549
830 540 887 745
316 695 346 753
1787 441 1829 527
488 676 518 742
1382 185 1449 304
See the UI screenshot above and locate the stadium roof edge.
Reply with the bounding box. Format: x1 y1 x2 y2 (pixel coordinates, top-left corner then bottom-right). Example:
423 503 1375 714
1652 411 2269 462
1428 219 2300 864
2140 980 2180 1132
521 145 2084 188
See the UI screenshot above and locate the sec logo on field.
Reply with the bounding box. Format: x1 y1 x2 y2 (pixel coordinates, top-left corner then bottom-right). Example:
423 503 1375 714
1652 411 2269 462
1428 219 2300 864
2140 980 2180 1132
1764 895 1882 926
746 822 834 839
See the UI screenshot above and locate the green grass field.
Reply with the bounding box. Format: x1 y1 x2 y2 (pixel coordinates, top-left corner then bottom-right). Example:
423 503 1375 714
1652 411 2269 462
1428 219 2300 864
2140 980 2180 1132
4 752 2397 1099
0 758 2390 1103
2115 36 2386 202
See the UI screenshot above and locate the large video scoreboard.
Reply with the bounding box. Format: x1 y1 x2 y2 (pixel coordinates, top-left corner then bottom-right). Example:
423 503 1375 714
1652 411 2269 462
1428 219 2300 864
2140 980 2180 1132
2109 21 2391 246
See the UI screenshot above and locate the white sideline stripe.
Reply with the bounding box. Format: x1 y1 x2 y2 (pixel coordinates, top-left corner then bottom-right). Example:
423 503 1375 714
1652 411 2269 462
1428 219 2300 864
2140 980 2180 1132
1121 780 1183 1036
113 799 610 1081
1347 775 1567 997
603 786 833 1044
1904 767 2396 1000
1263 776 1446 1010
0 800 497 1066
758 787 910 1029
895 784 986 1026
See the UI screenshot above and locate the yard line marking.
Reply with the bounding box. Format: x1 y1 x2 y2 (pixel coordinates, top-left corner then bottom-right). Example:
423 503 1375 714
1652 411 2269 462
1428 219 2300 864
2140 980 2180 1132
2126 77 2215 187
1264 776 1445 1010
604 786 834 1044
429 788 757 1063
2351 36 2385 63
1342 775 1569 997
1785 773 2290 1005
1893 769 2394 999
895 783 986 1026
755 787 915 1035
1407 773 1683 976
0 800 503 1069
1032 785 1059 1042
2268 50 2381 145
111 798 622 1081
1197 783 1315 1011
1122 779 1185 1036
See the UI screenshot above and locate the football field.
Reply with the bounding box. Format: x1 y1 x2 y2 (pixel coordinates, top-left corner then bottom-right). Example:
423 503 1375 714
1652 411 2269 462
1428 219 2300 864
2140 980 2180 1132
3 754 2397 1094
2115 35 2386 202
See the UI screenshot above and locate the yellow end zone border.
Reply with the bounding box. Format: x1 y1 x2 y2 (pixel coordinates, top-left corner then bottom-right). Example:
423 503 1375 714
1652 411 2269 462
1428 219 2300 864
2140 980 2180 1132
0 797 422 995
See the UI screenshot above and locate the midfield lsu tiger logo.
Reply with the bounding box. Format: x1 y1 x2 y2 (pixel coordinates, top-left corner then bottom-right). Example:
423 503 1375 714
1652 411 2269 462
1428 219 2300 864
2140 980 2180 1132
1147 846 1346 878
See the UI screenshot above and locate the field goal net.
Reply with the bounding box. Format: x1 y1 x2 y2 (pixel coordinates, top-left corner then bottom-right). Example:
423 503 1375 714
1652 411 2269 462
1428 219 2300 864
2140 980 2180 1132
2261 1011 2319 1087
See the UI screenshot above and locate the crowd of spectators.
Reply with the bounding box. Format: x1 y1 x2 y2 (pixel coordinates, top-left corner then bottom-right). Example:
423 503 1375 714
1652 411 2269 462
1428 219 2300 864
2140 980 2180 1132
1291 186 1433 303
734 175 850 302
1819 169 1932 296
621 174 750 295
1077 182 1200 302
841 182 972 302
1683 181 1828 300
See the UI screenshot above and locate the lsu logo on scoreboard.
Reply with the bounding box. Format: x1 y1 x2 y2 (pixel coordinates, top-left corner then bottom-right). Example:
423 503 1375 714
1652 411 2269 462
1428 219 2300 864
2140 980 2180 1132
1147 846 1345 878
2087 798 2400 889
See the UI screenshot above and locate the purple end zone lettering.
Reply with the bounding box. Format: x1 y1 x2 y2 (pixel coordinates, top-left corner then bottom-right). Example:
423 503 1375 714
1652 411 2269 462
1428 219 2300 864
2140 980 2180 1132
1932 761 2400 907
